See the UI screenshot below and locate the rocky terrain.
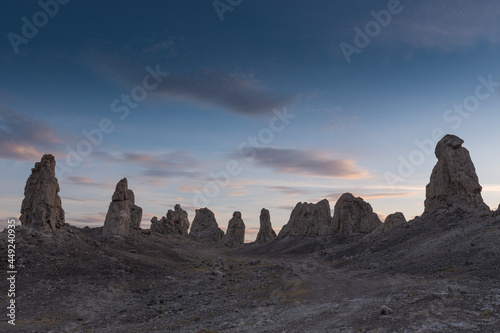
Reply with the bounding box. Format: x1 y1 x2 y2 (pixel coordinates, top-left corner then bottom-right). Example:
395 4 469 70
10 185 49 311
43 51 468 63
1 135 500 332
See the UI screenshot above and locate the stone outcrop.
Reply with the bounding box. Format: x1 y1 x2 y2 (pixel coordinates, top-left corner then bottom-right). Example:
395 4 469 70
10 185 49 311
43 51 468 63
278 199 333 238
424 134 489 214
255 208 277 244
373 212 406 234
189 208 224 242
333 193 382 234
150 204 190 236
20 154 65 231
103 178 142 235
221 211 245 247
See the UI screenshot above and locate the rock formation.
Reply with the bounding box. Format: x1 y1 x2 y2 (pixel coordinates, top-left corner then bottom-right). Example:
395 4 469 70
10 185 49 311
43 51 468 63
255 208 277 244
333 193 382 234
20 154 65 231
373 212 406 234
424 134 490 214
189 208 224 242
103 178 142 235
150 204 190 236
278 199 333 238
221 211 245 247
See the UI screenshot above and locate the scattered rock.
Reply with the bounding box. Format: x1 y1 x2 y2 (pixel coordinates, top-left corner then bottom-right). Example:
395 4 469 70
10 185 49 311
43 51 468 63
20 154 65 231
255 208 277 244
424 134 490 214
103 178 142 236
380 305 392 315
150 204 190 236
221 211 245 247
333 193 381 234
189 208 224 243
278 199 333 238
373 212 407 234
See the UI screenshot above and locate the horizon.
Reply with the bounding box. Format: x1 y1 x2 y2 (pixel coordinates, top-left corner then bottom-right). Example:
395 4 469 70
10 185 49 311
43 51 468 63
2 1 500 242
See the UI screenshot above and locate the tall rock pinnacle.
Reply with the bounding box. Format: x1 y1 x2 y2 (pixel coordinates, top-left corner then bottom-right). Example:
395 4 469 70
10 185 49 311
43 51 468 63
103 178 143 235
20 154 65 231
424 134 489 213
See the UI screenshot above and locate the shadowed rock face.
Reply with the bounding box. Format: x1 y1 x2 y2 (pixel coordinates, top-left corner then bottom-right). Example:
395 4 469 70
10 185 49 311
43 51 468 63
103 178 142 236
221 211 245 247
20 154 65 231
189 208 224 243
373 212 407 234
255 208 277 244
278 199 333 238
150 204 190 236
333 193 381 234
424 134 490 214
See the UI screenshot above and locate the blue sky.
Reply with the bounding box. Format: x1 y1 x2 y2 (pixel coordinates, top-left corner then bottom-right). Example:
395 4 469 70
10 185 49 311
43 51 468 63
2 0 500 240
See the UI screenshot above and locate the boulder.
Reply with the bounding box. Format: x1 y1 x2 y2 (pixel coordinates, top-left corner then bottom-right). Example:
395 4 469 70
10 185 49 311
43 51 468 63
424 134 490 213
103 178 142 235
373 212 407 234
333 193 382 234
221 211 245 247
150 204 190 236
19 154 65 231
255 208 277 244
278 199 333 238
189 208 224 243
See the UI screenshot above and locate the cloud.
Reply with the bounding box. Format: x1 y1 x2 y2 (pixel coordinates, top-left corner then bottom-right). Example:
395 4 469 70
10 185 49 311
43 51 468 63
63 176 108 187
77 39 296 116
386 0 500 51
94 150 203 179
269 186 310 196
325 191 415 203
233 147 369 179
156 70 297 115
0 106 61 161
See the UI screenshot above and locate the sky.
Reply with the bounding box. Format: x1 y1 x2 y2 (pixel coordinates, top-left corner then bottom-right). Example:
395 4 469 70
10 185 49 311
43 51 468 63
2 0 500 241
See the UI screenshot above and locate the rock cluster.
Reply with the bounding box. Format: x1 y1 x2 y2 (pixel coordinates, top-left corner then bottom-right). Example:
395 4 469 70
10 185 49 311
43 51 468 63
20 154 65 231
221 211 246 247
278 199 333 238
103 178 143 236
189 208 224 243
424 134 489 214
373 212 407 234
150 204 190 236
333 193 381 234
255 208 277 244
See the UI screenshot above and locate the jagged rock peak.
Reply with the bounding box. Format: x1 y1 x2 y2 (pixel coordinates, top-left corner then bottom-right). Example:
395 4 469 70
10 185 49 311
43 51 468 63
255 208 277 244
189 207 224 243
221 211 245 247
19 154 65 231
373 212 407 234
424 134 489 214
150 204 190 236
103 178 142 235
278 199 333 238
333 193 382 234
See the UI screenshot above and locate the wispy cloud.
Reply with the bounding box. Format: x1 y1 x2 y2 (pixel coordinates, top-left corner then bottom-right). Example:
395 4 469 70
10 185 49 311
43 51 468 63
387 0 500 51
234 147 369 179
94 150 203 179
0 106 61 161
156 70 297 115
325 192 415 203
77 39 296 116
269 186 310 196
63 176 108 187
